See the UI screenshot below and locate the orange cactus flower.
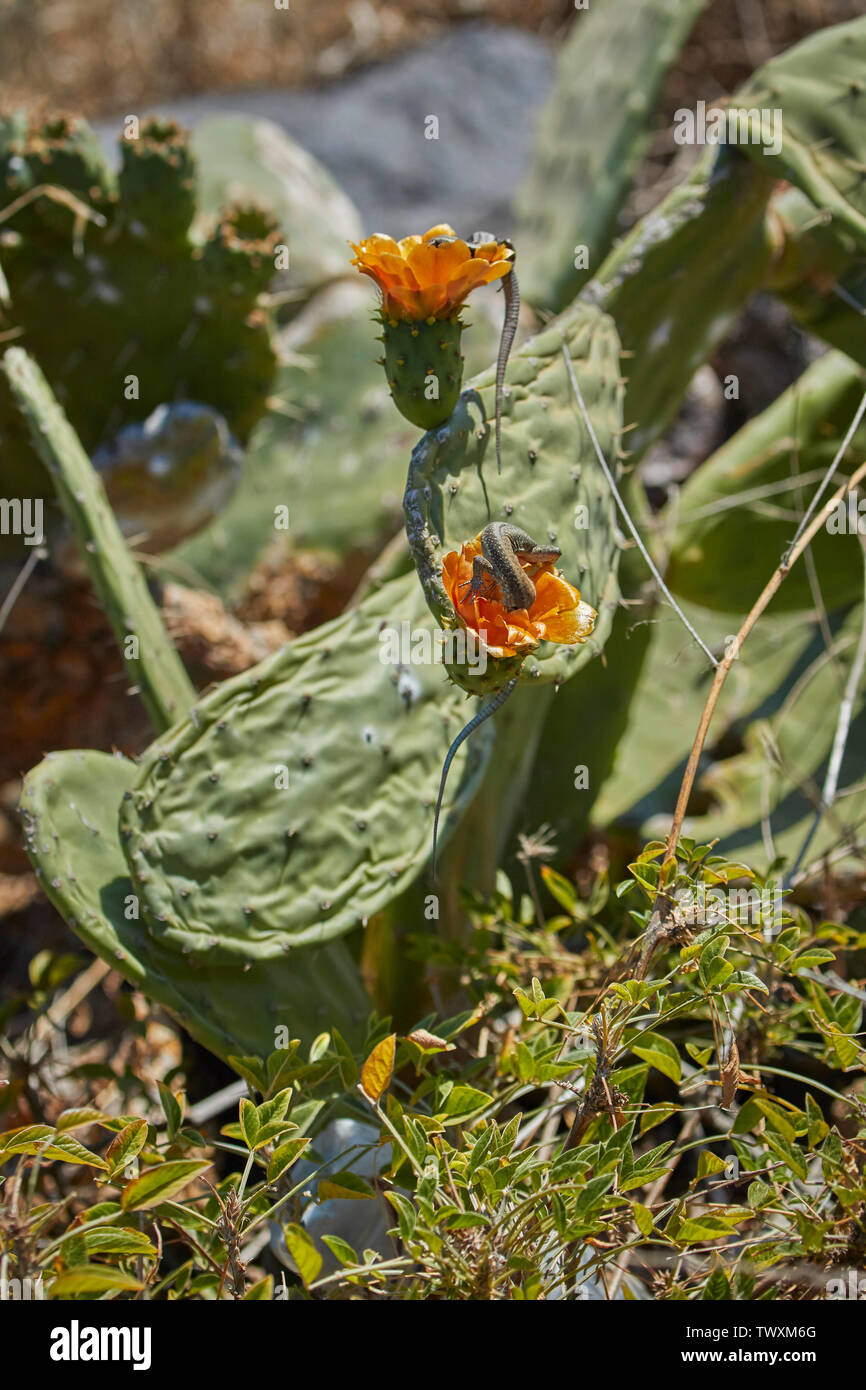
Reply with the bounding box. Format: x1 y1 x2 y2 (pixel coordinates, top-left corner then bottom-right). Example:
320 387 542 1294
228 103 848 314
441 535 597 660
349 223 513 322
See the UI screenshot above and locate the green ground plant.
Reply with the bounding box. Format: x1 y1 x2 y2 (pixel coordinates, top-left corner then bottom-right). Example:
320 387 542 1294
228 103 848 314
2 2 866 1302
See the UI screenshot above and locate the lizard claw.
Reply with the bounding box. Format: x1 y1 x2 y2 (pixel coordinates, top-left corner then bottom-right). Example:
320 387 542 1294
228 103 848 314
457 574 497 604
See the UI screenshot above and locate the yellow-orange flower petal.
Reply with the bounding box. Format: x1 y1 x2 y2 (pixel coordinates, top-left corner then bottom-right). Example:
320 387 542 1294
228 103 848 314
350 224 514 322
441 536 596 660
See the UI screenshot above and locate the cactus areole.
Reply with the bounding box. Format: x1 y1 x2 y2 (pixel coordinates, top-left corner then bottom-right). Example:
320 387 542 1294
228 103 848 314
350 224 514 429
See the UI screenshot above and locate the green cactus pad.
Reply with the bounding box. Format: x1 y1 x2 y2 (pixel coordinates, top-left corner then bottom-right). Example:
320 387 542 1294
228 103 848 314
514 0 706 312
667 351 866 614
119 573 489 961
176 282 420 593
4 347 195 732
768 186 866 369
733 16 866 251
404 302 624 695
20 751 370 1060
581 147 777 457
117 119 196 249
382 314 464 430
190 115 364 307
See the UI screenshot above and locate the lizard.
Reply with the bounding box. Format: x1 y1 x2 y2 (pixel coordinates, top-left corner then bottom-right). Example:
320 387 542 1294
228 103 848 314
431 522 561 878
428 230 519 474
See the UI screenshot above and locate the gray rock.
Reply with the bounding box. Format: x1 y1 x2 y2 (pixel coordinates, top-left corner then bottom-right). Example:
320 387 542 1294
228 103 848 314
97 23 554 239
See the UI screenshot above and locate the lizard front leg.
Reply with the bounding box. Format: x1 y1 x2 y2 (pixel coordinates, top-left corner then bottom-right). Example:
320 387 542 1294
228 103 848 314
457 554 500 605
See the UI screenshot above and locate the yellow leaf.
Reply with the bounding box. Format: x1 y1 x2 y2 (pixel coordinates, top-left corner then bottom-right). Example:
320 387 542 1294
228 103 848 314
633 1202 654 1238
360 1034 396 1103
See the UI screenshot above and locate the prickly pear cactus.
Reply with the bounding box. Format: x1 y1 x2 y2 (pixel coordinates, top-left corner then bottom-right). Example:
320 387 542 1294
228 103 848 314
768 185 866 369
0 114 280 548
514 0 707 312
190 115 364 307
118 573 487 960
580 147 777 457
733 16 866 251
381 315 465 430
20 751 371 1059
55 296 621 974
404 302 624 696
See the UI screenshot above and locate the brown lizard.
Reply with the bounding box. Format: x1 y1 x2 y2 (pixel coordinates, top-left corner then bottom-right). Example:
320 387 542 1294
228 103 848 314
431 522 561 877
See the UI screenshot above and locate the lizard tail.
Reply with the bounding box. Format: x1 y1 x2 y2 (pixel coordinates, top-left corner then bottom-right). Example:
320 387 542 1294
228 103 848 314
495 266 520 475
431 677 518 880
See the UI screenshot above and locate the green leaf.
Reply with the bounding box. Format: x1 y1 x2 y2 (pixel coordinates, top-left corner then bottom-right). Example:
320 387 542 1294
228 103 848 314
256 1089 293 1130
267 1137 310 1185
438 1086 493 1124
789 949 837 974
722 969 769 996
239 1098 260 1150
105 1119 148 1180
676 1213 745 1243
283 1223 322 1288
576 1173 615 1215
321 1234 359 1268
330 1029 360 1088
120 1160 211 1212
763 1131 807 1181
79 1227 156 1257
753 1098 798 1142
385 1191 417 1244
447 1212 488 1231
633 1202 654 1237
0 1126 108 1170
50 1265 145 1297
631 1032 682 1083
806 1093 830 1147
54 1108 108 1132
696 1150 729 1180
539 867 578 914
318 1171 375 1201
702 1269 731 1300
265 1046 300 1099
244 1275 274 1300
227 1055 267 1093
640 1103 680 1134
699 954 734 991
157 1082 184 1140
